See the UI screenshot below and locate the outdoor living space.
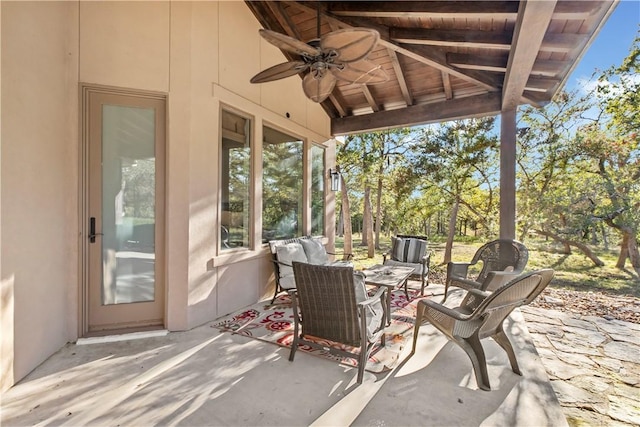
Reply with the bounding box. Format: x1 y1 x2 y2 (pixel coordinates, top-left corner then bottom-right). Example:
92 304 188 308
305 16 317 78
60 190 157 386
1 280 567 427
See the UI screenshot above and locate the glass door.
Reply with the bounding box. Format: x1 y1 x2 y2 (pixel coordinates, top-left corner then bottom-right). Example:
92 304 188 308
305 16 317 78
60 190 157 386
85 89 165 333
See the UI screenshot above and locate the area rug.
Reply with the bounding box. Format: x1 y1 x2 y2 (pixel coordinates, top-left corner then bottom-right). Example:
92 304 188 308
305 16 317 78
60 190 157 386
211 287 432 374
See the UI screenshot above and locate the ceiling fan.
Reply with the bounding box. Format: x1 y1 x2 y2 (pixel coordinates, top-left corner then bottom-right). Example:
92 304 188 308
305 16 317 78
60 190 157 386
250 9 388 103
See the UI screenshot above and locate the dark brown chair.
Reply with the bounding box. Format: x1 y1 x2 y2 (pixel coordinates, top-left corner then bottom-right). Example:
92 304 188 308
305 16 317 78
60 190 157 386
411 269 553 391
443 239 528 302
290 261 387 384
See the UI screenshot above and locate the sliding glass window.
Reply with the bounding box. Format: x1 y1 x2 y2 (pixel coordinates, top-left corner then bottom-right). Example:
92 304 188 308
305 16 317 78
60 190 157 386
220 109 251 250
310 145 325 236
262 126 303 242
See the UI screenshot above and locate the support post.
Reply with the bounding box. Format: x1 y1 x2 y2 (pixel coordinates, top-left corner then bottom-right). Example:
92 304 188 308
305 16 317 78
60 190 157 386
500 108 517 240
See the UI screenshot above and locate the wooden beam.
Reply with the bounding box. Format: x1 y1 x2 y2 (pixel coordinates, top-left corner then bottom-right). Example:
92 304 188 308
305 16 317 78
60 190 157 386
329 93 347 118
524 77 559 93
540 33 582 53
332 92 502 135
447 53 567 77
502 0 557 110
390 28 512 50
327 0 599 20
327 1 519 18
266 1 301 39
387 48 412 106
361 86 380 112
441 71 453 100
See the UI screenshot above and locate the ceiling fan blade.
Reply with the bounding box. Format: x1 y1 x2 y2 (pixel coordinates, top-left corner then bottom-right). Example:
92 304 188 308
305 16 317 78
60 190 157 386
250 61 308 83
320 28 380 63
332 59 389 84
259 29 320 57
303 71 337 103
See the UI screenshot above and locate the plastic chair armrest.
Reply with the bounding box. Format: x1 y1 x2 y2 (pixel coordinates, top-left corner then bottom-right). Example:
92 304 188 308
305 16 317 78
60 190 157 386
447 261 472 280
421 299 471 321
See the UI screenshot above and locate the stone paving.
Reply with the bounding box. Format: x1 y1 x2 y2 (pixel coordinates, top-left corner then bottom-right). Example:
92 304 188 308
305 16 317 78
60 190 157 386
521 306 640 426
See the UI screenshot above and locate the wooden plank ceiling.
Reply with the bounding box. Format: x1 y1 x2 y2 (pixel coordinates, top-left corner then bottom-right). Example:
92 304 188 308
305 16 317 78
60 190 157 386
245 1 617 135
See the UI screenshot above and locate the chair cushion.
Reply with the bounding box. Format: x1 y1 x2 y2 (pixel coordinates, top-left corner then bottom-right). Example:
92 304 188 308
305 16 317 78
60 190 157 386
384 259 424 276
391 237 406 261
299 238 329 265
391 237 427 263
353 272 384 340
275 242 308 289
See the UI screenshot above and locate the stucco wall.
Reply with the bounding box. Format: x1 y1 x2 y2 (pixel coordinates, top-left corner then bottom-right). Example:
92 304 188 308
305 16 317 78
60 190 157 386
1 1 79 390
1 0 331 390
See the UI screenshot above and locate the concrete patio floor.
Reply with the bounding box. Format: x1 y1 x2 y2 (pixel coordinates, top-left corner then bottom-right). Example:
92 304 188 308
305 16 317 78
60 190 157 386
1 285 567 426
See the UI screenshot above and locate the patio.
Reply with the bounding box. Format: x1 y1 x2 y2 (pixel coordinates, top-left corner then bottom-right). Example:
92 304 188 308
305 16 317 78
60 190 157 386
1 283 567 426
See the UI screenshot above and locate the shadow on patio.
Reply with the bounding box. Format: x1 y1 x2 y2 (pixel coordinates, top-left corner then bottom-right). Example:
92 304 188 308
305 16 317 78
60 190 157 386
1 284 566 426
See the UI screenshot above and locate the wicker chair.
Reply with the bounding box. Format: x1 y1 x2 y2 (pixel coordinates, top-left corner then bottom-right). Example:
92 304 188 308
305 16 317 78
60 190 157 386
382 234 431 295
290 261 387 384
411 270 551 391
443 239 528 302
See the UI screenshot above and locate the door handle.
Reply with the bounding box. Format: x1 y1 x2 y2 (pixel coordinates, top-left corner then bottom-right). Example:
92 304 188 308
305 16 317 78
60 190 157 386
89 217 103 243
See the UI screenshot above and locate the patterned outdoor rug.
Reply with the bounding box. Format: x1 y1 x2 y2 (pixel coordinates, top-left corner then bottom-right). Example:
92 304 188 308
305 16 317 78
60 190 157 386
211 287 433 374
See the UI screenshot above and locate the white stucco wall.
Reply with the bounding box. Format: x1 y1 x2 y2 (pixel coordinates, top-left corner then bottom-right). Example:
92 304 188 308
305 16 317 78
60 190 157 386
1 0 332 391
1 1 79 390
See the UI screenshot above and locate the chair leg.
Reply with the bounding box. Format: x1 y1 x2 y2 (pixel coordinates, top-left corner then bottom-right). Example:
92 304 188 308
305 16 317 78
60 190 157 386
410 302 426 355
458 335 491 391
441 280 450 303
289 334 298 362
493 326 521 376
357 334 367 384
270 282 280 304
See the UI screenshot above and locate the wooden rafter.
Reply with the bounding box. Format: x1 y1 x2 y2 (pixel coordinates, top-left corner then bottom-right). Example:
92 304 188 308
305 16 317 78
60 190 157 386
327 0 600 20
266 1 301 39
327 1 519 18
387 48 412 106
441 71 453 100
447 53 567 77
502 0 557 110
361 85 379 112
390 28 513 50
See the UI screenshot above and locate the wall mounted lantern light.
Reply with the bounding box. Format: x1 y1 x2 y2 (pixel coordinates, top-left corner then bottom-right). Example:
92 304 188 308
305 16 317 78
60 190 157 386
329 168 341 192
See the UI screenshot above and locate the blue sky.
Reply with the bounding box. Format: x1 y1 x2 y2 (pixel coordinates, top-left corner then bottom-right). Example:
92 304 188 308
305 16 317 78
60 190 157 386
567 0 639 92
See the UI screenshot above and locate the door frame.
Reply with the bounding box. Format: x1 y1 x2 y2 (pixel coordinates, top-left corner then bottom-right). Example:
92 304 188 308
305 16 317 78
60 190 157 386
79 84 168 337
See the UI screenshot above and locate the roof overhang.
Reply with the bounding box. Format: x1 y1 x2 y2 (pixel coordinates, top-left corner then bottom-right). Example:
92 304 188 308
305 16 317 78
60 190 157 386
245 0 618 135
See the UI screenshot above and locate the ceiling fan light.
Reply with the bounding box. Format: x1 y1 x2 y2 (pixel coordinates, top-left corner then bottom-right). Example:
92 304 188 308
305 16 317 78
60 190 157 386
303 72 336 103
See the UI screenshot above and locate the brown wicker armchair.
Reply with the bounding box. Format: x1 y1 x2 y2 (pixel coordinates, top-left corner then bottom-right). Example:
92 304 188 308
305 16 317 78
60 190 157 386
443 239 528 302
411 269 552 391
290 261 387 384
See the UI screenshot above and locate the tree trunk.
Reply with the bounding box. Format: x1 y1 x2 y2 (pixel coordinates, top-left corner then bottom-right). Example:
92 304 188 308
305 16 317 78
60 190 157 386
363 186 375 257
337 203 344 237
374 172 383 250
616 232 629 269
627 232 640 277
535 229 605 266
340 179 353 261
443 198 460 264
616 228 640 276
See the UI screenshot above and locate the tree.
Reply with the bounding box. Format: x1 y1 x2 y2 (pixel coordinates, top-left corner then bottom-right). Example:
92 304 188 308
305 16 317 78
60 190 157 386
415 118 499 263
337 128 416 257
573 35 640 276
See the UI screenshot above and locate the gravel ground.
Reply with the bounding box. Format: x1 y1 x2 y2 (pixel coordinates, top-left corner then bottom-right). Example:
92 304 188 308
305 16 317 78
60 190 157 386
530 287 640 324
